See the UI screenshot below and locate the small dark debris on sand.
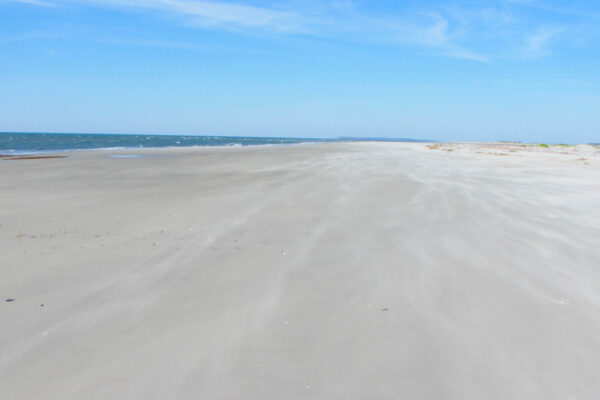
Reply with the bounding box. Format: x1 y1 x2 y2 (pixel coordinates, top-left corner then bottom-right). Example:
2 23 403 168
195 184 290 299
1 155 67 161
6 298 15 302
382 308 389 311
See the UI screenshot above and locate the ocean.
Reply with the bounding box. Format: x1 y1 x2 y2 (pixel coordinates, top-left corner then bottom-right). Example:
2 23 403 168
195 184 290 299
0 132 431 155
0 132 330 155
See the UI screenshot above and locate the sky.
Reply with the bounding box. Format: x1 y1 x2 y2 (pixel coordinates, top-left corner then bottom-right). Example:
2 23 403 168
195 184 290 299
0 0 599 142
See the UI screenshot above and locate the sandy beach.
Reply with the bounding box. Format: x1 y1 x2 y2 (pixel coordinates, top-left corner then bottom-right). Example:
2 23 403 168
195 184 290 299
1 142 600 399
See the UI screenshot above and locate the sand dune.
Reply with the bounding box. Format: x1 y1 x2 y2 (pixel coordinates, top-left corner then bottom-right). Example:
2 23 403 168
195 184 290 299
1 142 600 399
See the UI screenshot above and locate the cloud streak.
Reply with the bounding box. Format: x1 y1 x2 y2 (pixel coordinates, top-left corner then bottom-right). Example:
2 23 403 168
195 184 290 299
65 0 300 30
4 0 54 5
3 0 598 61
523 27 564 57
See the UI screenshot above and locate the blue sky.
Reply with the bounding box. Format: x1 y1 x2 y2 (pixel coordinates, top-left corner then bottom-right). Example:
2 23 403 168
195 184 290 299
0 0 599 142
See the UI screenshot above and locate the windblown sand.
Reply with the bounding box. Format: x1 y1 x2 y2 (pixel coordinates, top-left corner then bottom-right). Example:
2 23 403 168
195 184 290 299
1 142 600 399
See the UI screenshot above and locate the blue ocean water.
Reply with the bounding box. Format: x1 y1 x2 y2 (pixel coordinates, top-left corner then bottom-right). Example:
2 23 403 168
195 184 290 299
0 132 429 155
0 132 326 155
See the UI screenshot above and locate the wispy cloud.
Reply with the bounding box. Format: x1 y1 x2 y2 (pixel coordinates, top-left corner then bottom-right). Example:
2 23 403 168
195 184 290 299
0 31 61 42
3 0 598 62
508 0 600 19
26 0 488 60
7 0 54 6
68 0 300 30
523 26 563 57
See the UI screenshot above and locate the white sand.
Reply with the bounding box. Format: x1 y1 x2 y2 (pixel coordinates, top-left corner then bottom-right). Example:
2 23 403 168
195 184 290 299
1 142 600 399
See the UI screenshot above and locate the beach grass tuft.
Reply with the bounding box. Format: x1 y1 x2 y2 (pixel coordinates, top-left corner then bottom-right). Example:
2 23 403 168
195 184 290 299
538 143 549 148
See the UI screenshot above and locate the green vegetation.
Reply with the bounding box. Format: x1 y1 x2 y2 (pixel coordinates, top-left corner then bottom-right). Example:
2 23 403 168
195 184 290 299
538 143 549 148
557 144 573 147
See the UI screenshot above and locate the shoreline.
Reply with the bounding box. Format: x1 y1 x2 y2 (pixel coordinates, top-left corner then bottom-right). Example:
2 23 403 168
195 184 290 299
1 140 597 159
0 140 438 158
